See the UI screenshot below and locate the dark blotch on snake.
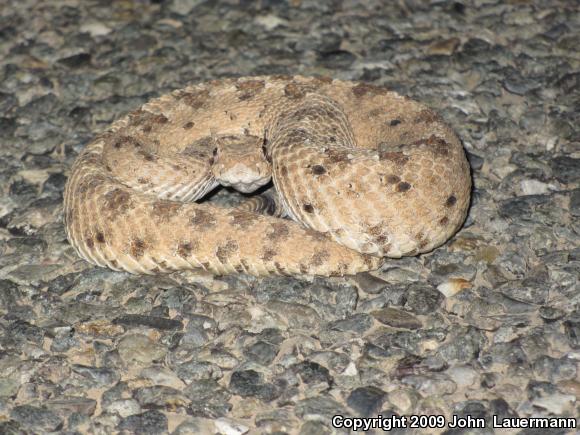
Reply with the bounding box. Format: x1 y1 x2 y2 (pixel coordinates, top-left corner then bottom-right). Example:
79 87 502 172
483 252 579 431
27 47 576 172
397 182 412 192
311 165 326 175
130 238 147 259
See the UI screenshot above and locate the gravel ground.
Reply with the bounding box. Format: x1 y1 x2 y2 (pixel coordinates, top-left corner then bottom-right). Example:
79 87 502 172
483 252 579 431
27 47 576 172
0 0 579 434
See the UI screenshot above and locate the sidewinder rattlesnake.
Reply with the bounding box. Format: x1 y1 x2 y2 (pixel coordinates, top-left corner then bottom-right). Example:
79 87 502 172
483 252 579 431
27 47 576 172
64 75 471 277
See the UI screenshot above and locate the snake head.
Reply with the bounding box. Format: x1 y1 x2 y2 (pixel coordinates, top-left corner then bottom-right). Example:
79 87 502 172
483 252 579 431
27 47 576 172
210 134 272 193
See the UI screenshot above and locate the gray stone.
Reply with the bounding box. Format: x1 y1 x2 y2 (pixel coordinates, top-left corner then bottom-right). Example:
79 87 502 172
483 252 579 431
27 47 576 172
244 340 279 366
175 360 223 382
371 307 423 329
179 324 209 348
466 151 484 171
6 320 44 345
550 156 579 184
351 272 389 294
346 386 386 416
265 300 321 330
184 379 232 418
45 397 97 417
437 327 486 364
570 188 580 217
564 311 580 349
118 410 168 434
49 326 77 352
290 361 332 386
72 364 120 386
532 355 577 382
502 69 542 95
112 314 183 331
10 405 63 432
404 284 444 315
228 370 280 402
0 280 22 309
538 306 566 322
326 313 374 334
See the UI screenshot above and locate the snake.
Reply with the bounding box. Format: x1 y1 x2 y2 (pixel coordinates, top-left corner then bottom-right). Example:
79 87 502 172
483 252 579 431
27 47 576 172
63 75 471 277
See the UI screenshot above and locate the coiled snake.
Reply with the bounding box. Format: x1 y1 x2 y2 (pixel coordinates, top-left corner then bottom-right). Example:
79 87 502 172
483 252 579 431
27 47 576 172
64 76 471 276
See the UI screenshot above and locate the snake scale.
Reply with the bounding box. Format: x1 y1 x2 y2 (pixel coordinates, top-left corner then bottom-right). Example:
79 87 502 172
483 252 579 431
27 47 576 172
63 75 471 277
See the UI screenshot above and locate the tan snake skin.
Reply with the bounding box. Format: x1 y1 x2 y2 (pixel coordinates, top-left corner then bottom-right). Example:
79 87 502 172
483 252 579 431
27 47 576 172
63 76 471 277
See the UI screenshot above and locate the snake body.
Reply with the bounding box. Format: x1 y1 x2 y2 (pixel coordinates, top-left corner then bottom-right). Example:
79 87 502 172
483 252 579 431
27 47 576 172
63 76 471 276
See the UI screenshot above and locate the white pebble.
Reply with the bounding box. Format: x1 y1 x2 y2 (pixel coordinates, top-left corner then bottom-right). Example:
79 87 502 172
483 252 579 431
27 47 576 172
520 179 554 196
80 22 112 37
214 418 249 435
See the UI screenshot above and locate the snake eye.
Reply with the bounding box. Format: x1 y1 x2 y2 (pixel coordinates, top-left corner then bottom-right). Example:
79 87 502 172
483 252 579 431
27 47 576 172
261 139 271 162
209 147 218 165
